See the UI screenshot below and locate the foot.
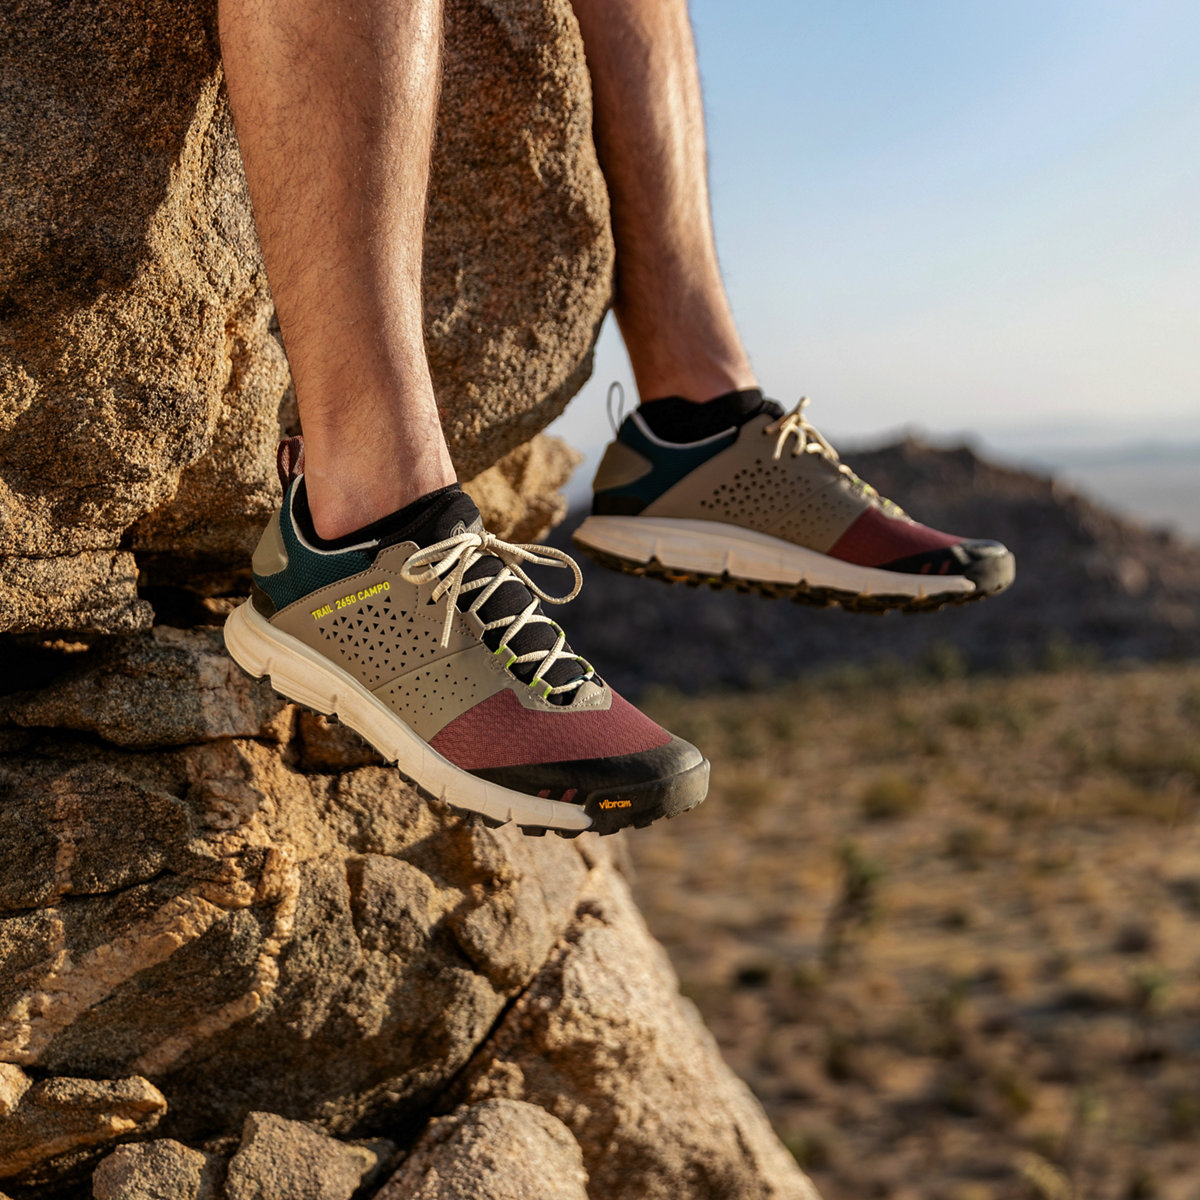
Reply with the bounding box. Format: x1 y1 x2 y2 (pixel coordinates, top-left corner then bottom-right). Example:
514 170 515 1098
223 443 709 836
573 390 1015 612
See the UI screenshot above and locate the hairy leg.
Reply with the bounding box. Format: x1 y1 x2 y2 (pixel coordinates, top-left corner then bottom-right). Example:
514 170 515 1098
570 0 756 403
220 0 455 539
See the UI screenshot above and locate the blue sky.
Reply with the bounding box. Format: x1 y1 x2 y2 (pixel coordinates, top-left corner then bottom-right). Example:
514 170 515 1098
551 0 1200 476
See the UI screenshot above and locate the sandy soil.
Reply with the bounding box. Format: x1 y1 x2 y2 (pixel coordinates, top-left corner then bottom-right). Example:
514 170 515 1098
629 661 1200 1200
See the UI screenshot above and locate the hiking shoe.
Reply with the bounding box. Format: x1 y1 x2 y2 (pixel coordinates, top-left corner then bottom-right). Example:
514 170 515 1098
573 390 1015 612
223 444 709 836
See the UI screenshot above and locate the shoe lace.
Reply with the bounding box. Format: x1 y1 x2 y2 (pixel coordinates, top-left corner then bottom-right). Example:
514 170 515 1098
763 396 883 503
400 530 594 697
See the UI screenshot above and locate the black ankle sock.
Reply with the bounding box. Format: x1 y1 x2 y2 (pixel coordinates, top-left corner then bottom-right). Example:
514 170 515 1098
637 388 775 443
376 485 483 551
294 481 478 552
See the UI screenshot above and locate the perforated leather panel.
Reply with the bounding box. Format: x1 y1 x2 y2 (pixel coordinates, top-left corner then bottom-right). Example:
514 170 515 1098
273 560 476 694
696 455 824 520
375 648 499 740
771 478 870 550
645 417 871 554
319 591 446 688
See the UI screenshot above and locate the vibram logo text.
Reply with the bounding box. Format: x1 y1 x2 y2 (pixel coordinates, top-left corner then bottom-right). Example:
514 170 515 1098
598 799 632 810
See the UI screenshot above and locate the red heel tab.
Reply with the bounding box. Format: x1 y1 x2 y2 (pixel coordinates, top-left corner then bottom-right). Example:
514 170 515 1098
276 436 306 493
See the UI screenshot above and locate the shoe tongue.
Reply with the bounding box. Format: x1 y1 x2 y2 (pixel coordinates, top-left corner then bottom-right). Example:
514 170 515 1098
378 487 586 702
461 560 587 702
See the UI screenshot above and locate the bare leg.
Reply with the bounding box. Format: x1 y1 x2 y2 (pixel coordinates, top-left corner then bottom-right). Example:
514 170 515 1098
220 0 455 539
570 0 757 404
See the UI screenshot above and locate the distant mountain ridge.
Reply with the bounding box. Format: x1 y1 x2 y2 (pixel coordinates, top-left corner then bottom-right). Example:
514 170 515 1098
549 437 1200 696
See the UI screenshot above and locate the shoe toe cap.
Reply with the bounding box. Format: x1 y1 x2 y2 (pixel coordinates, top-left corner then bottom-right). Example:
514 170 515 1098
468 733 710 834
956 539 1016 595
878 537 1016 596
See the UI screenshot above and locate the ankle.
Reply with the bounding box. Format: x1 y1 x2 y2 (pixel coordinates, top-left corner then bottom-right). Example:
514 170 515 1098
303 458 457 542
615 300 756 403
628 355 757 406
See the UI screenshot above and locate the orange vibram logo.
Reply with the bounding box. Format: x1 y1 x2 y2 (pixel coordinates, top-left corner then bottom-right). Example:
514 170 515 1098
598 799 632 810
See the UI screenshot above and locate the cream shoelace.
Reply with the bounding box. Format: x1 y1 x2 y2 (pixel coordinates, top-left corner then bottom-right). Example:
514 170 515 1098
763 396 884 504
400 531 594 697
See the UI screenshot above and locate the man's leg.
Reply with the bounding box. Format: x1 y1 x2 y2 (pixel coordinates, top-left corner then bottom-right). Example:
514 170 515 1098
569 0 1015 609
569 0 755 404
220 0 454 540
217 0 708 835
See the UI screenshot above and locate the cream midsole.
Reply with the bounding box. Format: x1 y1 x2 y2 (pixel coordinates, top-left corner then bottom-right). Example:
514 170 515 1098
573 515 976 598
223 602 592 832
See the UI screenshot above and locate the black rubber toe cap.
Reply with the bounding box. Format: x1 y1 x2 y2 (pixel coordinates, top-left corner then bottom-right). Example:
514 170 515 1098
958 539 1016 595
469 735 710 835
881 539 1016 597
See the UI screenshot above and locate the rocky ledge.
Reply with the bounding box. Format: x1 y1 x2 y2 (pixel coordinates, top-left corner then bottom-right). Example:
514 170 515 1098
0 628 815 1198
0 1 819 1195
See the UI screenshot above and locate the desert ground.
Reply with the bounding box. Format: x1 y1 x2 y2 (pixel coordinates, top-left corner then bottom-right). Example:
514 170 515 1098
629 659 1200 1200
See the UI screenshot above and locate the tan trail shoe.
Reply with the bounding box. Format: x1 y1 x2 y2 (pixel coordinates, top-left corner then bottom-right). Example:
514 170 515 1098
224 447 709 836
574 390 1015 612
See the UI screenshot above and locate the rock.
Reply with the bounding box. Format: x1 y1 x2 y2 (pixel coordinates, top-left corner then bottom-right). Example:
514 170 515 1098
0 696 822 1199
1 0 609 636
426 0 611 482
0 714 592 1139
462 435 583 545
378 1099 588 1200
0 1064 31 1116
0 552 153 637
456 859 819 1200
293 711 385 774
0 1074 166 1180
0 1 283 635
223 1112 378 1200
0 627 289 748
91 1139 220 1200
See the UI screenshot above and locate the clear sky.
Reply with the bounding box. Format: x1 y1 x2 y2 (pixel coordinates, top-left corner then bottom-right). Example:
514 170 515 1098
551 0 1200 475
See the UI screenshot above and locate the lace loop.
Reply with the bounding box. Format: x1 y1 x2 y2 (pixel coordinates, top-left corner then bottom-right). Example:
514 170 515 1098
763 397 881 501
400 531 591 696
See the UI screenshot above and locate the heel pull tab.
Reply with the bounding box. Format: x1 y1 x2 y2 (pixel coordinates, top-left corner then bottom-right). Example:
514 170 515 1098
276 436 306 493
605 381 627 435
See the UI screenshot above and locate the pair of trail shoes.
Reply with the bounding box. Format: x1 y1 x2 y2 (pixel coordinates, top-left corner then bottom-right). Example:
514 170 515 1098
224 392 1014 836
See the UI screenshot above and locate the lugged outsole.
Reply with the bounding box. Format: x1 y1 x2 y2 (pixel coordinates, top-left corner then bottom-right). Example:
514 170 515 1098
462 783 707 838
576 544 993 613
571 514 1020 613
